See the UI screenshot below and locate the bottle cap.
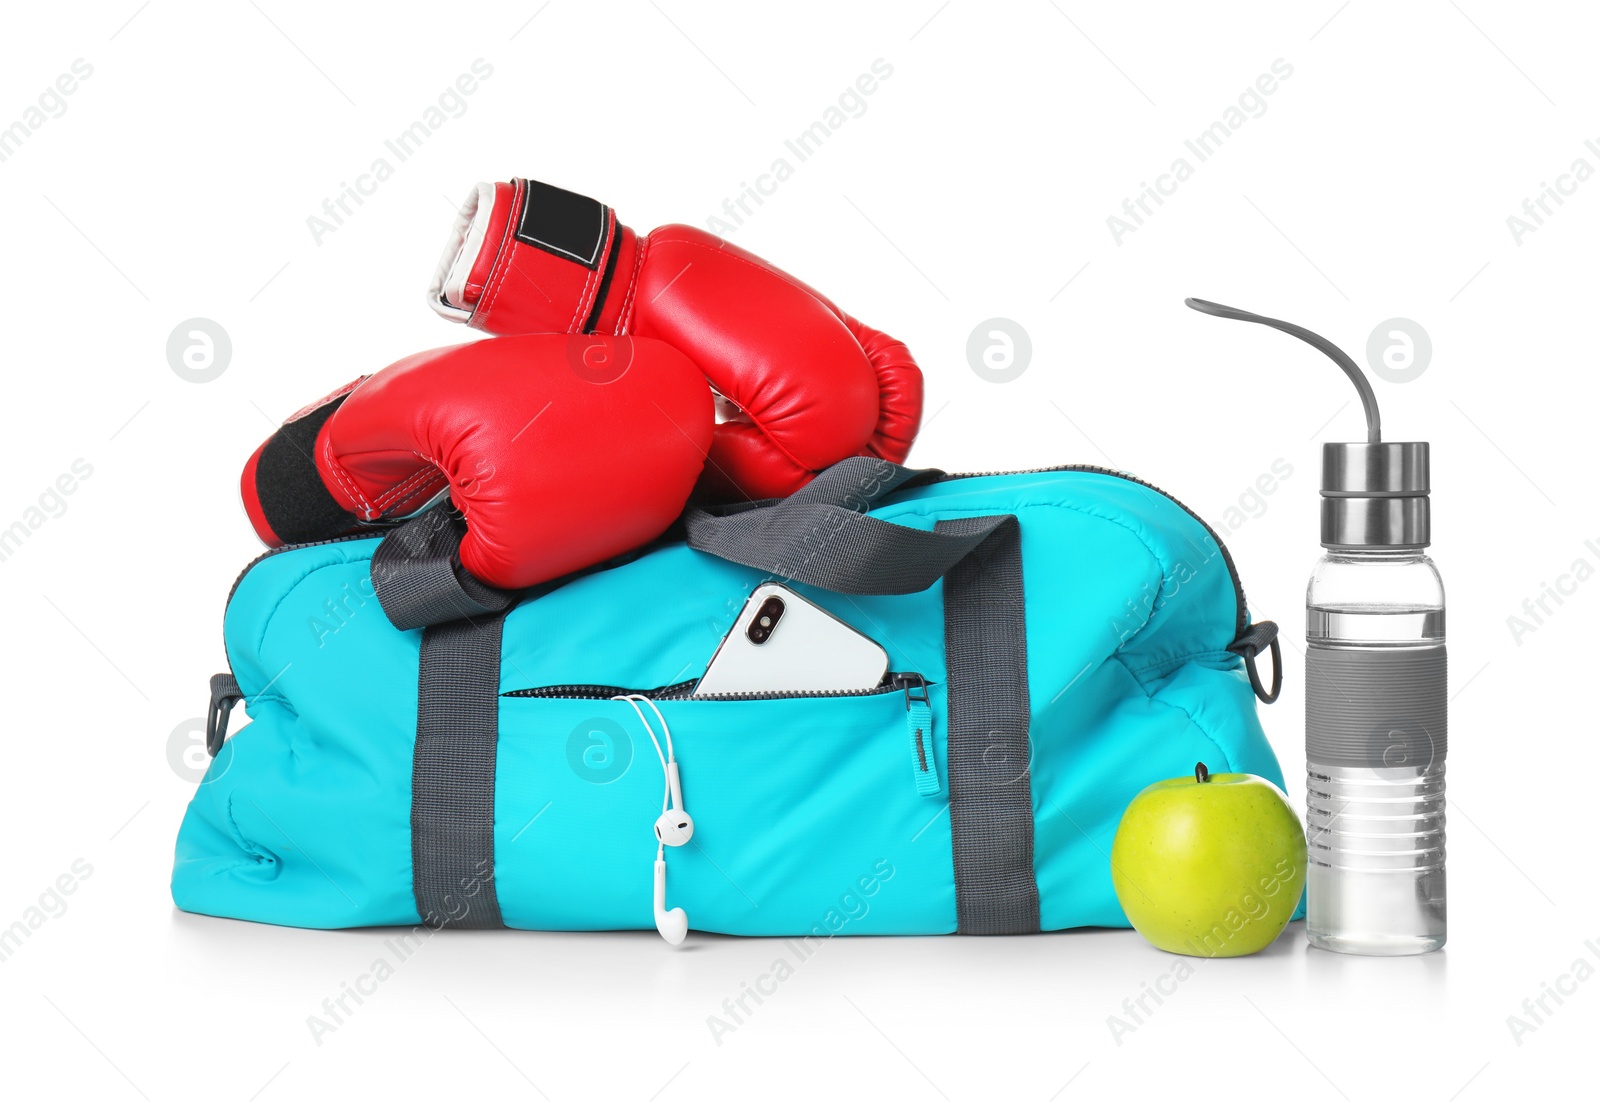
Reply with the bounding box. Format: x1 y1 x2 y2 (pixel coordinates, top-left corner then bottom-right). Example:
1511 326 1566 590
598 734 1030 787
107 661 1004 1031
1320 441 1430 549
1183 299 1433 550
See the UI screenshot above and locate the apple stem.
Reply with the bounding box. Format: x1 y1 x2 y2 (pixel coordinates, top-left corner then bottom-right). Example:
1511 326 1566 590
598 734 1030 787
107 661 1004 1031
1195 762 1210 783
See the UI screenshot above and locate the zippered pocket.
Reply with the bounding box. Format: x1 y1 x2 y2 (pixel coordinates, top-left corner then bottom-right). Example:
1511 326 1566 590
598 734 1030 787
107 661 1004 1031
493 673 953 935
504 671 916 702
503 673 941 798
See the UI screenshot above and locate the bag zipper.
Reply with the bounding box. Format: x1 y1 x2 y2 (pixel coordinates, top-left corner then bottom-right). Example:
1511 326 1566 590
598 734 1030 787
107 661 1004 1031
223 531 378 618
925 465 1249 638
503 679 699 701
223 466 1249 643
503 673 924 702
897 672 940 796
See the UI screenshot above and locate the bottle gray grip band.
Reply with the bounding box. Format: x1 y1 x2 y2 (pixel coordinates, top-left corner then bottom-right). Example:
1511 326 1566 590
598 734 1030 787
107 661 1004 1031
1306 645 1447 769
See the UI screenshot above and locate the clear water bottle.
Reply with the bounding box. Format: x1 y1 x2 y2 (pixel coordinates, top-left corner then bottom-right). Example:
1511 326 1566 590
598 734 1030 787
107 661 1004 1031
1305 443 1446 954
1184 298 1448 956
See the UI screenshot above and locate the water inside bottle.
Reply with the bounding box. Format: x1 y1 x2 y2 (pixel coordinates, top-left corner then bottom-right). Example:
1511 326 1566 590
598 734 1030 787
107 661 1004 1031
1307 603 1444 642
1306 603 1447 955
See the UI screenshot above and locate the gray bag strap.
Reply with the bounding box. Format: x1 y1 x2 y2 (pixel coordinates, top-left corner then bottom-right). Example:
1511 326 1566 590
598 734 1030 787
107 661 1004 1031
683 458 1004 595
938 515 1039 935
371 509 517 631
411 613 507 929
394 457 1038 935
374 459 981 626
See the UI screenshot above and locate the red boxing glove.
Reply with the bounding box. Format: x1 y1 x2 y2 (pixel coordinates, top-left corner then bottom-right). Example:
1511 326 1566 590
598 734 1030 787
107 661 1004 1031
240 335 712 589
427 177 923 500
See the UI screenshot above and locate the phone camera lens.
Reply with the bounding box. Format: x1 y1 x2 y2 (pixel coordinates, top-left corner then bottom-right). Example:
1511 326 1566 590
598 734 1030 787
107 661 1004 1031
746 594 787 645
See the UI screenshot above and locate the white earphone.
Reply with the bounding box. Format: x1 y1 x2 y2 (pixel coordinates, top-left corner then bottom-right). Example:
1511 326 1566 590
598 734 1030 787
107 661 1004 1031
613 695 691 945
653 859 687 945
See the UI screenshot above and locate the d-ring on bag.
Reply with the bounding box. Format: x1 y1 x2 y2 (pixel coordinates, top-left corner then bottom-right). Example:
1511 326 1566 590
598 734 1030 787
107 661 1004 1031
173 458 1288 935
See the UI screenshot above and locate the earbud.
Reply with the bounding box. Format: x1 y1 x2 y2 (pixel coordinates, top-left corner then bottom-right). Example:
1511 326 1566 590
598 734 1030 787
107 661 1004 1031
654 858 688 945
654 761 694 845
654 810 695 847
614 694 693 945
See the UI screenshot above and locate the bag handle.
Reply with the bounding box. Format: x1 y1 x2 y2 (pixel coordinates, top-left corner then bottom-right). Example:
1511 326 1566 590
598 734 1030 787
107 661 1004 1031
372 458 992 629
373 457 1043 932
371 508 518 631
683 457 1005 595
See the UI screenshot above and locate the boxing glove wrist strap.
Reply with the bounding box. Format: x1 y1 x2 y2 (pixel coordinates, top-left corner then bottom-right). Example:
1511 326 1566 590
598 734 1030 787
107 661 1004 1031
429 178 632 334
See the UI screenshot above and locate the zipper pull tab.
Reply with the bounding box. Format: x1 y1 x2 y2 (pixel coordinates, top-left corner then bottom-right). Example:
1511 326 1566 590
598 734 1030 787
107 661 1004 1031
894 673 940 797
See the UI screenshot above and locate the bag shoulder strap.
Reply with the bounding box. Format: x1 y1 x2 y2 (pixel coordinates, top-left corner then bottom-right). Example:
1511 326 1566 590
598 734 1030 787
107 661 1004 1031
683 458 1002 595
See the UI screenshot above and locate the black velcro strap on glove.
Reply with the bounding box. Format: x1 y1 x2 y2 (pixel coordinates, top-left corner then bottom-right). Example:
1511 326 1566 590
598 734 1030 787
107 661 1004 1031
516 178 610 269
253 394 358 545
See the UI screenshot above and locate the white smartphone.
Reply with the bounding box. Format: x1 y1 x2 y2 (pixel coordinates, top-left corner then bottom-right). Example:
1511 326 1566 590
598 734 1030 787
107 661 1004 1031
692 582 889 697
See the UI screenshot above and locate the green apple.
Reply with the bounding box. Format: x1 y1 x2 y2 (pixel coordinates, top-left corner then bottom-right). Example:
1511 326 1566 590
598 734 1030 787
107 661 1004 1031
1111 763 1306 958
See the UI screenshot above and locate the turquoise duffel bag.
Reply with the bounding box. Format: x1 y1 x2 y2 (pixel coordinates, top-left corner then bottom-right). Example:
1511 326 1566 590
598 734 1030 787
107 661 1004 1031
173 458 1288 936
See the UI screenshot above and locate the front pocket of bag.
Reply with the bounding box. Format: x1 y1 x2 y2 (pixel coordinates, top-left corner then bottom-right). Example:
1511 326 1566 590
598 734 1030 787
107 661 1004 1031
493 683 956 936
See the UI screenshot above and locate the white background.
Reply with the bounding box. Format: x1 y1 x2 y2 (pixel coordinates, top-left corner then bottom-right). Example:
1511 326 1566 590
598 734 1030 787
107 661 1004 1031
0 1 1593 1100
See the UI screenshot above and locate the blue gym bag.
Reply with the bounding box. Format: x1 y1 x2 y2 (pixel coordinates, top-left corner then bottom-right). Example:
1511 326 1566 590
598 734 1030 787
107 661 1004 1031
173 458 1287 936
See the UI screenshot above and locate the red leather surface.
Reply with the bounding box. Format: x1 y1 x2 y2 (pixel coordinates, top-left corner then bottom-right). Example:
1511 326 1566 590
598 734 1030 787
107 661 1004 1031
631 225 879 498
238 437 278 545
842 313 921 464
459 181 516 309
316 334 713 588
454 180 923 502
